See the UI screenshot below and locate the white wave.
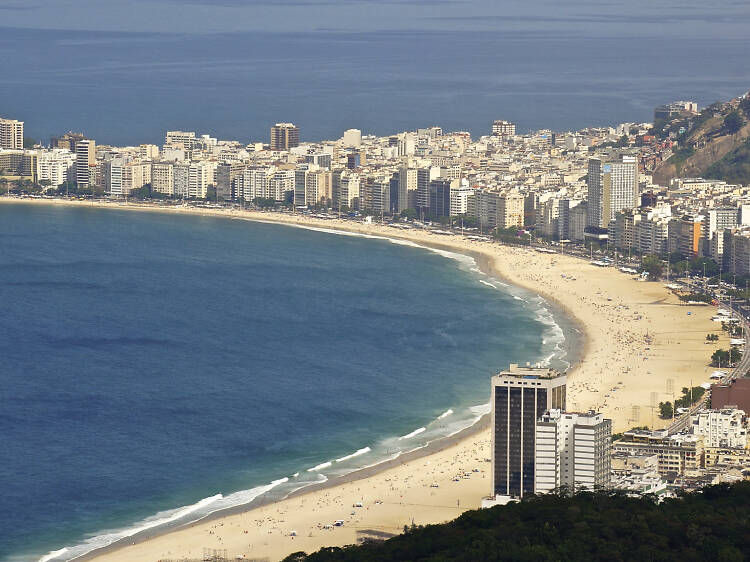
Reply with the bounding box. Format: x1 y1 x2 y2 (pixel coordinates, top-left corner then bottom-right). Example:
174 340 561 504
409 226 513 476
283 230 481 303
38 548 69 562
398 427 426 440
513 295 525 301
469 403 490 416
307 461 333 472
437 409 454 420
215 478 288 509
43 478 290 562
292 472 299 478
335 447 372 463
479 279 496 288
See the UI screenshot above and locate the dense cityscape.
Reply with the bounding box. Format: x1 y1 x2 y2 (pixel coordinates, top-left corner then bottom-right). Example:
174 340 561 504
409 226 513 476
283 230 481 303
4 89 750 560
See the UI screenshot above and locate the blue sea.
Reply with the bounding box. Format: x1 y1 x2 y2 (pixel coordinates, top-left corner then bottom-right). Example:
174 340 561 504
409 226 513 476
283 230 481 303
2 0 750 146
0 203 575 561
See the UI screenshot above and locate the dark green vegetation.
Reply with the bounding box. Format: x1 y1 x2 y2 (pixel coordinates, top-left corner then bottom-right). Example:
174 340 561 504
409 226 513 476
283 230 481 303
712 348 742 367
659 401 673 419
493 226 531 246
283 483 750 562
659 386 707 419
705 138 750 185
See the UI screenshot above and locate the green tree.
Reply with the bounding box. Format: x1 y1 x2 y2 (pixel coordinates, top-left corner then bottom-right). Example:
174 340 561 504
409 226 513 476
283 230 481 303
252 197 276 209
659 401 673 419
641 255 664 279
724 111 744 134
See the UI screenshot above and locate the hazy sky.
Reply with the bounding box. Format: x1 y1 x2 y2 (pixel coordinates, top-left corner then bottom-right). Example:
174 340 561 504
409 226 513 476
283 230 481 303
2 0 750 35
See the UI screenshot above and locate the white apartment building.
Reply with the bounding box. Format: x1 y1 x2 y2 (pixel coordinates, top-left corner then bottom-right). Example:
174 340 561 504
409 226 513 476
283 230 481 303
267 169 295 202
151 162 175 195
74 139 96 188
187 161 215 199
0 117 24 149
535 409 612 494
239 167 271 200
497 192 524 229
36 149 76 187
450 185 474 216
703 208 738 261
587 155 638 229
337 171 361 209
691 408 747 449
105 159 150 196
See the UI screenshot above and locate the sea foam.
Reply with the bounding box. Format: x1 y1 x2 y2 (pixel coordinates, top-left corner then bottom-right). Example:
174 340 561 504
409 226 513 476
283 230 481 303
335 447 372 463
398 427 426 440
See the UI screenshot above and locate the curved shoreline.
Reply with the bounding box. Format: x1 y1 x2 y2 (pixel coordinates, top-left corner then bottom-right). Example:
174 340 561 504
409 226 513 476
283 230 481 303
4 197 582 562
2 197 721 562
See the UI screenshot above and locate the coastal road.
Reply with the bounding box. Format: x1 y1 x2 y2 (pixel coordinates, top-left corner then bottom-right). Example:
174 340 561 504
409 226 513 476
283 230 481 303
667 294 750 434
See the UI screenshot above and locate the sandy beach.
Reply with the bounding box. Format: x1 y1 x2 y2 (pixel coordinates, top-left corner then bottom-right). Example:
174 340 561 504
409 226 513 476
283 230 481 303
3 197 728 562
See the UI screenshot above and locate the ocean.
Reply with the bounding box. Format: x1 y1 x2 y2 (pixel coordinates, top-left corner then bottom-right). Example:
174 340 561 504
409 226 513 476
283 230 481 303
1 14 750 146
0 203 575 561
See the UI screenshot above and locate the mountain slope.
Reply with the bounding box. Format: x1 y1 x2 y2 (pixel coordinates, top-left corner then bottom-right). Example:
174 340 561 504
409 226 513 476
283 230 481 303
652 94 750 185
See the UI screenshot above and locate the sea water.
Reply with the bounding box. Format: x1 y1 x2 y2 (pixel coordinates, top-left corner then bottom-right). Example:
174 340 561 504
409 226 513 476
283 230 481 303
0 203 575 560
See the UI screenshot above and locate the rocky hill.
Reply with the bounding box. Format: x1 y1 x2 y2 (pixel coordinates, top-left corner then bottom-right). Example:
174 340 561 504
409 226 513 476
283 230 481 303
652 92 750 186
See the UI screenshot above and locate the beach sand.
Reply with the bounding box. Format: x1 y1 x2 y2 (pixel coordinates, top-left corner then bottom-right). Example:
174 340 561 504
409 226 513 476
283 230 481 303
2 198 728 562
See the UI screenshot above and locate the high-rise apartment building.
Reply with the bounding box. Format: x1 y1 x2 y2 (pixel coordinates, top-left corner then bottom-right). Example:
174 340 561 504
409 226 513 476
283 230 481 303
491 365 566 499
151 162 175 196
270 123 300 151
450 185 474 217
336 171 361 210
74 139 96 188
586 155 638 230
497 192 524 229
492 120 516 137
0 117 24 149
535 410 611 494
397 167 417 213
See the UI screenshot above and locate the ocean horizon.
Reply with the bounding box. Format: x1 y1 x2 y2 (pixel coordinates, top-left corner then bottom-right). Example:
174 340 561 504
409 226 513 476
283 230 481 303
0 202 577 561
2 22 749 146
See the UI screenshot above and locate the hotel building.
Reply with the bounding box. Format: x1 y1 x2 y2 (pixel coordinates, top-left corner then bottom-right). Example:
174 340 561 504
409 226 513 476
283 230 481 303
490 365 566 499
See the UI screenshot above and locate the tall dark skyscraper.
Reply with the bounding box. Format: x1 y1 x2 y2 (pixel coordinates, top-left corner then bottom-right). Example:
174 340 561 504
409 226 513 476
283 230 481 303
429 178 451 218
491 365 566 499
